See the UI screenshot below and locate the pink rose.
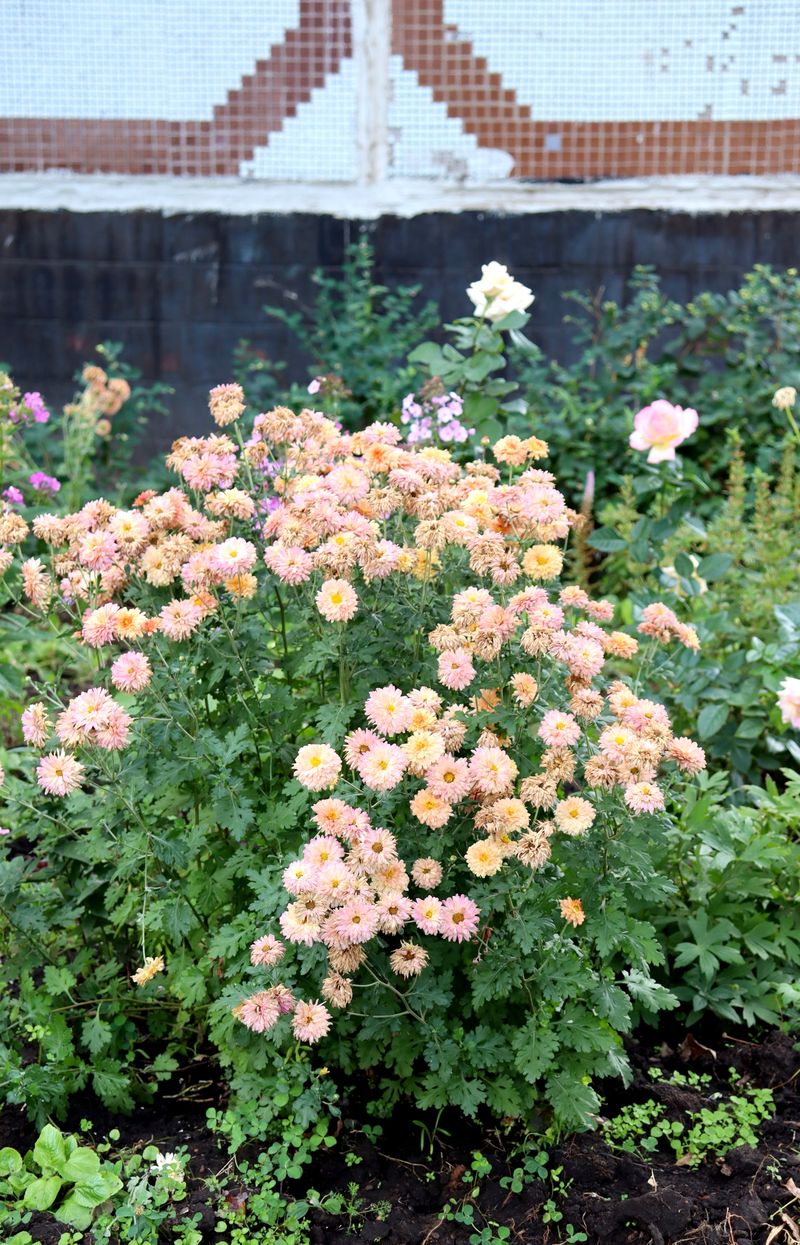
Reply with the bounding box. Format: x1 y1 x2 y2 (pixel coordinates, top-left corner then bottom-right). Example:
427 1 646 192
629 400 698 463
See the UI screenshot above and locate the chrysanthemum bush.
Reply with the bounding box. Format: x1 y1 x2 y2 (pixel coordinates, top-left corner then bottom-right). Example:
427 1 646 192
1 342 708 1130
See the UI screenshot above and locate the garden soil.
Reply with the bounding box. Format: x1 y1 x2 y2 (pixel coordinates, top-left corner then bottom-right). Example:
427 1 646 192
2 1026 798 1245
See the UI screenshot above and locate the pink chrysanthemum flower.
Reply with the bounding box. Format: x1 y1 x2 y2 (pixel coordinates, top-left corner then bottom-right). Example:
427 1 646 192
409 787 453 828
666 737 707 774
291 1000 331 1044
439 895 481 943
411 895 442 935
303 835 344 869
437 648 476 691
82 603 122 648
470 746 518 796
364 685 413 737
264 545 314 585
283 859 319 896
293 743 342 791
95 703 133 751
279 905 321 946
329 898 379 945
21 702 51 747
236 990 281 1033
624 781 666 814
316 578 358 623
312 797 358 837
159 599 203 641
554 796 596 836
411 857 443 889
315 860 355 903
250 934 285 967
354 826 398 869
111 651 152 693
36 750 85 797
212 537 257 577
344 729 382 769
538 710 581 748
425 754 472 802
78 530 119 571
357 742 407 791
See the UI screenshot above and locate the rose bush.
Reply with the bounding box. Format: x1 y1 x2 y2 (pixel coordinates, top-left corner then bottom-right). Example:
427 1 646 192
0 306 709 1131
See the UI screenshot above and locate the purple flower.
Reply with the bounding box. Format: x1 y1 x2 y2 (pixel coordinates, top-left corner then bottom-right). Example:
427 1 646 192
23 392 50 423
29 471 61 494
3 485 24 504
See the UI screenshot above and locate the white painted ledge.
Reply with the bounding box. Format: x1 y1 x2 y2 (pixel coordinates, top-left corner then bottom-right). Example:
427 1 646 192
1 172 800 216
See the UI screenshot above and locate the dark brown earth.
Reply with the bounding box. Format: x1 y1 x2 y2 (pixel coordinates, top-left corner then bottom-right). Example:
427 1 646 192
2 1026 798 1245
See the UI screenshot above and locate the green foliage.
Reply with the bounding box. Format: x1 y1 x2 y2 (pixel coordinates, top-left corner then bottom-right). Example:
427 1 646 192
514 264 800 501
234 236 438 427
651 772 800 1025
604 1083 775 1167
0 1123 123 1233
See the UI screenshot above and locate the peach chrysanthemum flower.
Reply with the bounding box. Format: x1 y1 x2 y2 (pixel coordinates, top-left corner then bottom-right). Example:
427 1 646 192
403 729 445 775
522 544 563 581
322 972 353 1008
559 897 585 927
283 859 319 896
364 685 413 737
21 702 51 747
328 944 366 975
303 835 344 869
465 839 503 878
375 891 413 934
114 607 149 642
212 537 257 577
437 648 476 692
209 382 245 427
357 742 407 791
316 578 358 623
132 955 165 987
411 895 442 935
624 781 666 814
390 941 429 978
410 787 453 828
293 743 342 791
111 651 152 693
225 572 258 599
554 796 596 836
250 934 285 967
486 797 529 833
411 857 443 889
159 599 203 641
510 673 538 707
440 895 481 943
279 905 321 947
667 737 707 774
82 603 121 648
0 547 14 574
36 750 85 797
470 745 518 795
604 630 639 659
538 710 580 748
312 796 358 836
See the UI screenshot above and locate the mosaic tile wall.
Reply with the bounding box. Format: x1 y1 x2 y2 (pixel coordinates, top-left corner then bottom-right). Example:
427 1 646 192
1 0 798 181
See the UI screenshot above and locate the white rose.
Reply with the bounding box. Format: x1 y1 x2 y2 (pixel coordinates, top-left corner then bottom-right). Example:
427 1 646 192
467 262 534 322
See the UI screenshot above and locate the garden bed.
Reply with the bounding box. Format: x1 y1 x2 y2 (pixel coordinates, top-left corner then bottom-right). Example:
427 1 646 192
3 1025 797 1245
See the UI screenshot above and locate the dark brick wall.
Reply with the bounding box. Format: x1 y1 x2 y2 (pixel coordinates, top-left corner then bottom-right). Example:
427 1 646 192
0 209 796 446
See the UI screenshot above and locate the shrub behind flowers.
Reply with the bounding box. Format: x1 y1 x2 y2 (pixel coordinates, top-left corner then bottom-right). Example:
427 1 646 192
0 381 707 1131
